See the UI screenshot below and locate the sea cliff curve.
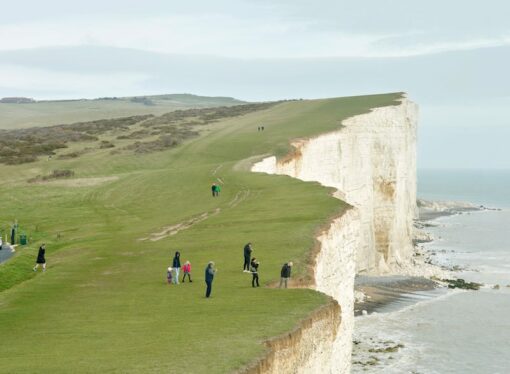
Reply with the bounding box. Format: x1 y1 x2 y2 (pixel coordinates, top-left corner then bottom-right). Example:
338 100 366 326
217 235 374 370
244 97 418 373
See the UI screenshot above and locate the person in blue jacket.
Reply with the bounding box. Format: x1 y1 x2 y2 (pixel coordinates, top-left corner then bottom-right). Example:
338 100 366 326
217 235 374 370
205 261 217 298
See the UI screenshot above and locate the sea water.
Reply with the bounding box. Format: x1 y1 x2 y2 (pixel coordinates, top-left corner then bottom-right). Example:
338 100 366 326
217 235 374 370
353 169 510 373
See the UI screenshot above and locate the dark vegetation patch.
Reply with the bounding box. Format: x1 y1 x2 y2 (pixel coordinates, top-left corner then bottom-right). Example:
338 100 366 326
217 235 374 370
28 169 75 183
116 129 151 140
140 102 276 128
0 102 278 164
130 97 155 106
0 115 152 164
99 140 115 149
60 115 153 135
57 148 93 160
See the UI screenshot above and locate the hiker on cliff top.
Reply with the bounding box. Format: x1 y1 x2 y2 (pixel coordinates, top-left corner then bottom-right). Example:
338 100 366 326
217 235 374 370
250 258 260 287
279 261 293 288
205 261 217 298
172 251 181 284
243 243 253 272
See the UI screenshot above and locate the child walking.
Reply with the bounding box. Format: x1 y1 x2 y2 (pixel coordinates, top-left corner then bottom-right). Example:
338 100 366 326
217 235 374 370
182 260 192 282
167 266 173 284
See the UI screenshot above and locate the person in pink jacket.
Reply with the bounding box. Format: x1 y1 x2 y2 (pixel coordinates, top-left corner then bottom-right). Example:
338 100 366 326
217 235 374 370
182 261 192 283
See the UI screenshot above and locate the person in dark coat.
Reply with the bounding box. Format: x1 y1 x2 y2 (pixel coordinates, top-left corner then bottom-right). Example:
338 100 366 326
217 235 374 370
205 261 217 298
172 251 181 284
279 261 293 288
250 258 260 287
211 183 217 197
33 244 47 272
243 242 253 272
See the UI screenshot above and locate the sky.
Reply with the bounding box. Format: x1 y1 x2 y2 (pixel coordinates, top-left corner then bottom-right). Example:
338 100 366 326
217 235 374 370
0 0 509 169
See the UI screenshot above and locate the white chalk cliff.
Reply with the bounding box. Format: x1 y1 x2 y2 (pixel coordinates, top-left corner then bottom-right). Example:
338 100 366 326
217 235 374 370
249 97 418 373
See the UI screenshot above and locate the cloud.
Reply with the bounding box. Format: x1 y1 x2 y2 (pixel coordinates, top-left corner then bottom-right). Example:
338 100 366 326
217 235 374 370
3 14 509 59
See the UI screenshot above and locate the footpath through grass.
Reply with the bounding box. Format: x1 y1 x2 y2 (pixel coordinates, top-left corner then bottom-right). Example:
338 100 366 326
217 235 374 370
0 93 401 373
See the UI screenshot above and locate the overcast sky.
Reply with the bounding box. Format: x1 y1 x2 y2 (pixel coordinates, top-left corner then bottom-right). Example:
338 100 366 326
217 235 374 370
1 0 509 169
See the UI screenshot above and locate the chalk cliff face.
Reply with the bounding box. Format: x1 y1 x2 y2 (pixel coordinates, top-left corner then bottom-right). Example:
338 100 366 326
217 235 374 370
250 98 418 373
253 98 418 274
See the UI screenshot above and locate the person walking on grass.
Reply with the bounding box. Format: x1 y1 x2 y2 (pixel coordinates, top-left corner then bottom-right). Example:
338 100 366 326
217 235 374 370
243 242 253 272
166 266 173 284
205 261 217 298
33 244 47 272
215 184 221 197
211 183 217 197
182 260 192 283
279 261 293 288
250 258 260 287
172 251 181 284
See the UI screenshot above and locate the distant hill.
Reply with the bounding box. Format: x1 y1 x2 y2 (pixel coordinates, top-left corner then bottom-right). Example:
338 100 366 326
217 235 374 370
0 97 36 104
0 94 245 130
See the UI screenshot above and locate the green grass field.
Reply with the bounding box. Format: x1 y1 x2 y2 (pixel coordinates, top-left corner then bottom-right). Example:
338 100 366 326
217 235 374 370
0 94 243 130
0 93 401 373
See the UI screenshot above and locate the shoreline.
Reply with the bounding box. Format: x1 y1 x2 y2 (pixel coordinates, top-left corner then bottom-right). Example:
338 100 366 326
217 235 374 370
351 199 481 372
354 275 438 316
354 198 489 315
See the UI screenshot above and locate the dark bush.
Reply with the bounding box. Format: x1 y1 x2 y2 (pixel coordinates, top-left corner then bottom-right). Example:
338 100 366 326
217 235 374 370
28 169 75 183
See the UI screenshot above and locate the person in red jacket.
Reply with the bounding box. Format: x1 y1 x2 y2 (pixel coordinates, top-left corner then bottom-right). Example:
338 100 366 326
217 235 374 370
182 260 192 283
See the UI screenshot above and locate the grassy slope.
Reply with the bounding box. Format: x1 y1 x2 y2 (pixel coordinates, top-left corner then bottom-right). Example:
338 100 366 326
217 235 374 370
0 93 401 373
0 94 244 130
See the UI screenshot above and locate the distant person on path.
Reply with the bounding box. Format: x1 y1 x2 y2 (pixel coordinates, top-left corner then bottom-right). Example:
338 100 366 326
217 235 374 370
211 183 217 197
243 243 253 272
205 261 217 298
182 260 192 283
250 258 260 287
172 251 181 284
167 266 173 284
215 184 221 196
279 261 293 288
33 244 47 272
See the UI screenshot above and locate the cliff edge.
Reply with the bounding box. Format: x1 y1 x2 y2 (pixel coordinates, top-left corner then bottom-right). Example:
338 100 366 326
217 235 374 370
249 96 418 373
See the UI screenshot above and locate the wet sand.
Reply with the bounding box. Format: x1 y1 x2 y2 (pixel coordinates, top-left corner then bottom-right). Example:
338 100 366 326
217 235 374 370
354 275 439 316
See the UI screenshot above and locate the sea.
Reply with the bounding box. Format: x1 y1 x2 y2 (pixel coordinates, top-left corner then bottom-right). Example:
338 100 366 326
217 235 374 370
352 169 510 374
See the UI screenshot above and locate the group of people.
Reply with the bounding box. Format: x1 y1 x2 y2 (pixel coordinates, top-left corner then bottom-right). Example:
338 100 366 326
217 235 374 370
257 126 265 131
243 242 293 289
166 252 217 298
166 251 193 284
163 242 293 299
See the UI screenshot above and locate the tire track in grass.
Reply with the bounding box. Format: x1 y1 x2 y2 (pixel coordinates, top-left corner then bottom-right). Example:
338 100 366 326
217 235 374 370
139 188 251 242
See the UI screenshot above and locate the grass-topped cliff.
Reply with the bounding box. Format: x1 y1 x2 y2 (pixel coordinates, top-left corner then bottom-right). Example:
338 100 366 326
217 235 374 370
0 93 401 373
